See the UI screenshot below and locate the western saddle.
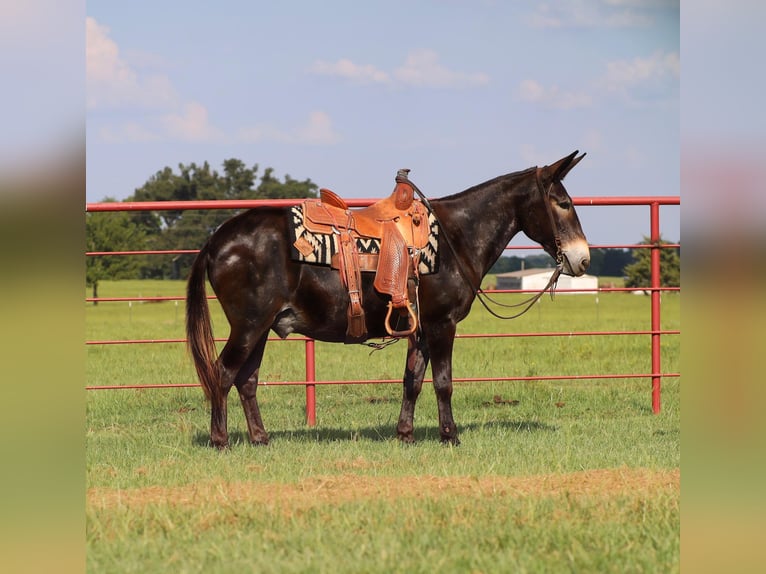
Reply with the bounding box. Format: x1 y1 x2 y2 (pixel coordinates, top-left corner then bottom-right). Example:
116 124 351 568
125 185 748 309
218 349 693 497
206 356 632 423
298 169 430 341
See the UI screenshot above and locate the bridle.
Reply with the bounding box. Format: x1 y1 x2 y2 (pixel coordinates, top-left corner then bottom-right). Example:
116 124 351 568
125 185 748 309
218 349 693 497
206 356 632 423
536 167 565 269
409 167 565 321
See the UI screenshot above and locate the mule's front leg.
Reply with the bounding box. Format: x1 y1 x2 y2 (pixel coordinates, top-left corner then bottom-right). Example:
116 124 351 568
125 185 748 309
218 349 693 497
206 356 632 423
397 335 430 443
428 326 460 445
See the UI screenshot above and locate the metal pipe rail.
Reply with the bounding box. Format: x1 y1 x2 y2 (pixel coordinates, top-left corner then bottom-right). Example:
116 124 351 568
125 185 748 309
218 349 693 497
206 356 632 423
86 196 680 419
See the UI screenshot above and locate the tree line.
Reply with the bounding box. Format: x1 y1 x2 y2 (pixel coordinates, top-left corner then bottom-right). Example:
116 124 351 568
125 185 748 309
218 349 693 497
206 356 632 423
86 158 679 298
86 159 318 298
488 249 634 277
488 240 680 289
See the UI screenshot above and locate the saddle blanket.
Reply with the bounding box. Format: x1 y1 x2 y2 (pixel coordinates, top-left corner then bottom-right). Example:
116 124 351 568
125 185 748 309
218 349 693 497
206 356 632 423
289 205 439 275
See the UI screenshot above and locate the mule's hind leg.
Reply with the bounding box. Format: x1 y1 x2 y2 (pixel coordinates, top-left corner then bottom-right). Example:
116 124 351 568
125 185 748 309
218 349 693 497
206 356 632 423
396 335 430 443
234 332 270 445
209 367 231 449
214 329 268 447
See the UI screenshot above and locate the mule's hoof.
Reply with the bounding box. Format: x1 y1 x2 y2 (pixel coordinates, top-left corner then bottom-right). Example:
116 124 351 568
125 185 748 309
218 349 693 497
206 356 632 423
397 432 415 444
439 427 460 445
212 442 230 451
250 437 270 446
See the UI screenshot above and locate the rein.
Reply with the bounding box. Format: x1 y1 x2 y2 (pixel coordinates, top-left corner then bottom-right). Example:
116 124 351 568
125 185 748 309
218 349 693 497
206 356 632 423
408 168 564 321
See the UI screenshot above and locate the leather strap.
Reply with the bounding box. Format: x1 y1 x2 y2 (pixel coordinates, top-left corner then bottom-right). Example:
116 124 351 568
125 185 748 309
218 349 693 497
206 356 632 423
338 229 366 340
535 167 563 266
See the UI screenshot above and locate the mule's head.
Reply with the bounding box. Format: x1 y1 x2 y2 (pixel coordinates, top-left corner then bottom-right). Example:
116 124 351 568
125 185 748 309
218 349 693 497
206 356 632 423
523 151 590 276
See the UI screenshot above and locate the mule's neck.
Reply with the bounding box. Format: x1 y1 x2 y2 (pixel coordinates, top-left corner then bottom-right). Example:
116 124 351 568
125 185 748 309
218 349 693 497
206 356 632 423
431 169 536 289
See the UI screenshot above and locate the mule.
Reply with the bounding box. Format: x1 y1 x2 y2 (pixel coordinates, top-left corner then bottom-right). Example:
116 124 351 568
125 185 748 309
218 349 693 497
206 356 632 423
186 151 590 448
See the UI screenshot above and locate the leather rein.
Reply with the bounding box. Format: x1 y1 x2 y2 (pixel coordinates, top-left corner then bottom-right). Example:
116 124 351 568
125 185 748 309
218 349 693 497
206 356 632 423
408 167 564 321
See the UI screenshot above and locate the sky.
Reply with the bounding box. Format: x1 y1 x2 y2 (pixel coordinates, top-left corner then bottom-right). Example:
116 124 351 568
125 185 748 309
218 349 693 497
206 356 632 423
85 0 681 249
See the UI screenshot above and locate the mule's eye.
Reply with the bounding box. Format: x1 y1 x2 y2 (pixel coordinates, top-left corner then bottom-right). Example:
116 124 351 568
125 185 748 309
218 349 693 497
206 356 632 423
558 200 571 210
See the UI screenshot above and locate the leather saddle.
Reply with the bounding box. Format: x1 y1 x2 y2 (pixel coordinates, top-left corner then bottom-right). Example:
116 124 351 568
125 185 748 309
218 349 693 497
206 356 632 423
298 169 429 341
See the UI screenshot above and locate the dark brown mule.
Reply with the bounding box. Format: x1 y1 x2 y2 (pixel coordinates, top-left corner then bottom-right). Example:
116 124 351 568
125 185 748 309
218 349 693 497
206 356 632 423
186 151 590 448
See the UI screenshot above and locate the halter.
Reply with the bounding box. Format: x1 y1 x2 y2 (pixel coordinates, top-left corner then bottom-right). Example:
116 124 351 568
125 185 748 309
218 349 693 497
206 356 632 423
409 168 564 321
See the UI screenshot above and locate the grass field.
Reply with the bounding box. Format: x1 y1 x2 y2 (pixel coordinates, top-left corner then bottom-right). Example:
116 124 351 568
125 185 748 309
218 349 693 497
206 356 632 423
86 280 680 573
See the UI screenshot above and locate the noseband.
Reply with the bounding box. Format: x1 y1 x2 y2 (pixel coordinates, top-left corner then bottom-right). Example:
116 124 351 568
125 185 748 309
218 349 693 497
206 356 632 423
407 169 564 322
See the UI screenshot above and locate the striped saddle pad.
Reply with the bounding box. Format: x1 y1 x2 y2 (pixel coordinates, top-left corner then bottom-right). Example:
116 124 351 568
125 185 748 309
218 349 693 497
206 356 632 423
288 204 439 275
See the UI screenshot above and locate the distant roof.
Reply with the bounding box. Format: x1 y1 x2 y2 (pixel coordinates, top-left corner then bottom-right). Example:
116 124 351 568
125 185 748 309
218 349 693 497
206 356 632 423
494 268 557 278
495 268 597 279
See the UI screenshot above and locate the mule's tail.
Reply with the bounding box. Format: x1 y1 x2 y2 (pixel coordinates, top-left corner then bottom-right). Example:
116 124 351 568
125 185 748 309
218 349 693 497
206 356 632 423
186 244 221 405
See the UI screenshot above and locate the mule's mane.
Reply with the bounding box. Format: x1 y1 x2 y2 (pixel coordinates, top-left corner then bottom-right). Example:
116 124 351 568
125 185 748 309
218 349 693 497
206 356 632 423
433 167 535 203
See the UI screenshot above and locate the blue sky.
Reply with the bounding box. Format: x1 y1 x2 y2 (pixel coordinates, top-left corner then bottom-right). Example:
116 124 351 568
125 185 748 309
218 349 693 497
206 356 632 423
86 0 680 248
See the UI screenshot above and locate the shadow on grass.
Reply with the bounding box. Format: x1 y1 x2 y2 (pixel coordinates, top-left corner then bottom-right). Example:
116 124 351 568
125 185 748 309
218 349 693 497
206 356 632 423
192 420 558 448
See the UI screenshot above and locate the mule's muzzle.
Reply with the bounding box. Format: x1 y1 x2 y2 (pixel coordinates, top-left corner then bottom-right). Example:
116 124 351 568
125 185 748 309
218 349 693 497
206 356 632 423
561 240 591 276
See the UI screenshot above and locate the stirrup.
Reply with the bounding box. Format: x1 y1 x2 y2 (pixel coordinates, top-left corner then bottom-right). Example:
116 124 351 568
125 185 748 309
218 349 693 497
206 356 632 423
383 301 418 338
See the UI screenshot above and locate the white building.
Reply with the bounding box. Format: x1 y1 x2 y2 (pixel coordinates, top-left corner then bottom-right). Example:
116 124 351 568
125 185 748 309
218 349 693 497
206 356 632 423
494 268 598 294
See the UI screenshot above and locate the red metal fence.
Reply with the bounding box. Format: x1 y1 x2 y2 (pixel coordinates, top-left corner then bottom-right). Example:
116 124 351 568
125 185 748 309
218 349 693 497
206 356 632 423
86 196 680 421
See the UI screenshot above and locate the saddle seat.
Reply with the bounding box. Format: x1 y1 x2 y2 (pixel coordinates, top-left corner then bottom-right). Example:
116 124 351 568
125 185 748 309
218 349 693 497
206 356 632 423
304 181 429 249
298 169 428 341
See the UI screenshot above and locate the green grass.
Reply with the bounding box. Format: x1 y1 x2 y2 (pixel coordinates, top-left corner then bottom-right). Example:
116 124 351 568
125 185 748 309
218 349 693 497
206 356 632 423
86 280 680 573
88 481 678 574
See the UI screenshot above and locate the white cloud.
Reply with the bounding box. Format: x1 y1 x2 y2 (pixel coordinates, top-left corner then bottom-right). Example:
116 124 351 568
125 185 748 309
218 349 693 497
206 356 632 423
517 50 678 111
93 102 224 144
294 111 342 145
238 111 341 146
97 122 160 143
88 18 339 146
393 49 489 88
518 79 592 109
526 0 658 29
86 17 177 110
311 59 390 84
312 50 488 89
601 51 679 104
161 102 224 143
603 51 679 90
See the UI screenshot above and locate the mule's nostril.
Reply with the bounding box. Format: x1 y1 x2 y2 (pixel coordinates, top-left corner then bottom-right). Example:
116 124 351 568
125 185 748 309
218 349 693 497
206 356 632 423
581 258 590 270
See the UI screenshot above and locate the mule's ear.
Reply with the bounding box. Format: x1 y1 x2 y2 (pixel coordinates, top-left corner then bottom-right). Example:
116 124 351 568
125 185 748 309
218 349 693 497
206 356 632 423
543 150 586 181
558 151 586 180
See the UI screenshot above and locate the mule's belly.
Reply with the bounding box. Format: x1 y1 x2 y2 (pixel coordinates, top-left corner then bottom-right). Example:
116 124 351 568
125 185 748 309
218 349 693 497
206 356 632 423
271 304 390 343
271 265 391 343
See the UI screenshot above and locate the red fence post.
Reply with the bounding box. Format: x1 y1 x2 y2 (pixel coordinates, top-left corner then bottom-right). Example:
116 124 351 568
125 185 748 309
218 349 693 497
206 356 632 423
650 202 662 414
305 338 317 426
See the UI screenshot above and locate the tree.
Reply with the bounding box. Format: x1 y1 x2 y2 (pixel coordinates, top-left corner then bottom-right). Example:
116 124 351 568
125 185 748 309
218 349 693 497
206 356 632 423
587 248 633 277
221 158 256 199
86 204 147 302
256 167 317 199
624 236 680 289
489 255 524 274
123 159 318 279
489 253 559 275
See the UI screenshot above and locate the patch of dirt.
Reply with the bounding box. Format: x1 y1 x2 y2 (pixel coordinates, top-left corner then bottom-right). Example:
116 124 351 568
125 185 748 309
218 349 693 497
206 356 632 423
87 467 679 511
